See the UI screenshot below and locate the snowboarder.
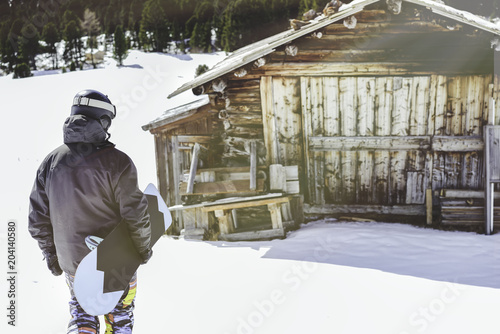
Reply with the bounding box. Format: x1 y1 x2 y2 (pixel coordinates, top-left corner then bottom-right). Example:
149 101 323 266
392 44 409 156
28 89 152 334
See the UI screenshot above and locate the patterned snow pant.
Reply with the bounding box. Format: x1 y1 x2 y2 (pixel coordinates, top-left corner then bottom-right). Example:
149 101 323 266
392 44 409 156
65 272 137 334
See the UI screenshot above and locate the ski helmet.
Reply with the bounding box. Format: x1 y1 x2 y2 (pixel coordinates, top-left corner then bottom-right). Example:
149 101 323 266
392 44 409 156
71 89 116 129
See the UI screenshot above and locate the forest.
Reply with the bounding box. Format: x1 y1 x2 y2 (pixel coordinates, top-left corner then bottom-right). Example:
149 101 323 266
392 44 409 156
0 0 498 77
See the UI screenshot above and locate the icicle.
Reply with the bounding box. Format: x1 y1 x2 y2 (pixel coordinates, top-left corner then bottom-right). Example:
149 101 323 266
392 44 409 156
386 0 402 15
343 16 357 29
285 45 298 57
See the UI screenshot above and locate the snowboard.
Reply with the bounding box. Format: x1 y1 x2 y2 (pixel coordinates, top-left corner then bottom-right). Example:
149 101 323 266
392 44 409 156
73 183 172 316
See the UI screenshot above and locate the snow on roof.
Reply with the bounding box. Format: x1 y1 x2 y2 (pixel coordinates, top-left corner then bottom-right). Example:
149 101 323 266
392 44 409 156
167 0 500 99
406 0 500 35
141 96 210 131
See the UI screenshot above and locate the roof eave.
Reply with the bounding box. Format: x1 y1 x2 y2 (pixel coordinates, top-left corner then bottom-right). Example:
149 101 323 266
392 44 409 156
142 96 210 132
404 0 500 35
167 0 379 99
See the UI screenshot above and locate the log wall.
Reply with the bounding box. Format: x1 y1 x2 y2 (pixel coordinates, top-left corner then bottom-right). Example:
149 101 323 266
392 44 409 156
152 7 499 222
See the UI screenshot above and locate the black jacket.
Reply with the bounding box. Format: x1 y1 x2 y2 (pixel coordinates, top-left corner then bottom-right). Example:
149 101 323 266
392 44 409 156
28 115 151 275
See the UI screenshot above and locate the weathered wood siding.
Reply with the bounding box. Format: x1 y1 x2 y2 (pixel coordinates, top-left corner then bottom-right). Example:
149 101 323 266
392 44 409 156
293 74 492 206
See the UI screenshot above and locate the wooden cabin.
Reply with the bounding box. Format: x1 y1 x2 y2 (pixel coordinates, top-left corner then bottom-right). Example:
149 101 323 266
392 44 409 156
143 0 500 239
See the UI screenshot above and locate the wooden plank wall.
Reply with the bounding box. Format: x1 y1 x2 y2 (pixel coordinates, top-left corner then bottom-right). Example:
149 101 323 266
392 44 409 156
297 74 492 206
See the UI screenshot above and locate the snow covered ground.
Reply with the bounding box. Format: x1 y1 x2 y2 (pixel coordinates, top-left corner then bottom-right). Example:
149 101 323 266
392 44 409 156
1 50 500 334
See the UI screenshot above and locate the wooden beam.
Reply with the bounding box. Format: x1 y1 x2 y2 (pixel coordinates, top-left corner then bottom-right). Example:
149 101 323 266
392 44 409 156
261 76 280 165
171 136 182 206
250 141 257 191
219 228 285 241
309 136 431 151
304 204 425 215
191 166 266 174
180 179 265 195
432 136 484 152
203 196 290 212
186 143 200 194
441 189 500 199
309 136 486 152
176 135 213 143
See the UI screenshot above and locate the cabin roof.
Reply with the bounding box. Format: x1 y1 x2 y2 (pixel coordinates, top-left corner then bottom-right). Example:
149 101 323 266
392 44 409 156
141 96 209 131
167 0 500 99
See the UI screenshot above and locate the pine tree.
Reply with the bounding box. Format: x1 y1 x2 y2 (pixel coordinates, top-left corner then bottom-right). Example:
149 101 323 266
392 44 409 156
81 8 101 68
63 20 82 68
61 10 80 31
3 19 24 72
18 23 40 69
13 62 31 78
104 0 118 35
42 23 60 69
190 21 211 52
114 25 128 66
220 9 241 52
0 20 12 72
128 0 144 48
140 0 169 52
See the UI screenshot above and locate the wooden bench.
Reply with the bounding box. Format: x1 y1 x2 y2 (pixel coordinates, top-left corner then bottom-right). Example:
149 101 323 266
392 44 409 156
202 193 294 241
170 193 298 241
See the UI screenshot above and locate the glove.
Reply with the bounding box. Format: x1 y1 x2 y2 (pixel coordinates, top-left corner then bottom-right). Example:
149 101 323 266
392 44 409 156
44 252 63 276
140 249 153 265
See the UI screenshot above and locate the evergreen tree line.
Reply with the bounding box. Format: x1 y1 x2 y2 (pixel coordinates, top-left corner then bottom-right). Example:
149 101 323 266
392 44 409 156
0 0 498 77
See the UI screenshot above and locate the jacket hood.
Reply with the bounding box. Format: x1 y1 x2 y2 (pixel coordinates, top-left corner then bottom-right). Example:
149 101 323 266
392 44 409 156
63 114 108 144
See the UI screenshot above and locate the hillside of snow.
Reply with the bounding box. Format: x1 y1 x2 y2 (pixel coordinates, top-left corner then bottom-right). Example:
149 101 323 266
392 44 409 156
1 50 500 334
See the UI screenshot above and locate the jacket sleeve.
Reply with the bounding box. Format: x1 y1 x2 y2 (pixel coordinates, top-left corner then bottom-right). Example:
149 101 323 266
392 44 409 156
114 159 152 256
28 162 56 255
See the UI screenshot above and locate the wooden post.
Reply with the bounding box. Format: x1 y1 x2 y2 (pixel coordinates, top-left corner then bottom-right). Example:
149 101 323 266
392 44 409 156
250 141 257 191
186 143 200 194
171 136 181 205
490 96 496 126
426 188 433 225
268 203 284 230
270 164 286 192
486 95 496 234
231 209 239 229
215 210 234 234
